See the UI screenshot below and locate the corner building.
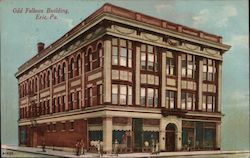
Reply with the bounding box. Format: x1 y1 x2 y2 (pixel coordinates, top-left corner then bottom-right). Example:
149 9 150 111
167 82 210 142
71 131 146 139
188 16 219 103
16 3 230 153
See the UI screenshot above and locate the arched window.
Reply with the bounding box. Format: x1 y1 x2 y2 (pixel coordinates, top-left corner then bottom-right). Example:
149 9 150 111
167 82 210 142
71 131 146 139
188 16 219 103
97 43 103 67
43 73 46 89
62 63 66 81
69 58 74 78
31 79 34 93
28 80 31 94
35 77 38 92
39 74 43 90
57 65 61 83
76 55 81 76
85 48 92 72
47 71 50 87
52 67 56 85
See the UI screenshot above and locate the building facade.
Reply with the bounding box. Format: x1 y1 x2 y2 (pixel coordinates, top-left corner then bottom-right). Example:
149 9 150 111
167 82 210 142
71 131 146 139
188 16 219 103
16 3 230 153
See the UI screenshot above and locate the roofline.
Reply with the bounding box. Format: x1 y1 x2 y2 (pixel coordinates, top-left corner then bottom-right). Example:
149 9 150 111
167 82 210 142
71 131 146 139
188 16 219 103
16 3 230 78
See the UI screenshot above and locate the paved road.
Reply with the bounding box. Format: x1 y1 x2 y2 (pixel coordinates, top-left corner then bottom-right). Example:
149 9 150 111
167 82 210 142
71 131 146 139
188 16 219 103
1 147 250 158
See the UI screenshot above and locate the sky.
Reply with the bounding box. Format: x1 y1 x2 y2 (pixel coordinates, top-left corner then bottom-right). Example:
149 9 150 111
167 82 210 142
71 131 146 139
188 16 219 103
0 0 249 150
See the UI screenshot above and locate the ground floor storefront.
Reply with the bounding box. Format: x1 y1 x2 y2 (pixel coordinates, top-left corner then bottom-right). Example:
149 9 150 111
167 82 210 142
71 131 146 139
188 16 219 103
19 115 221 154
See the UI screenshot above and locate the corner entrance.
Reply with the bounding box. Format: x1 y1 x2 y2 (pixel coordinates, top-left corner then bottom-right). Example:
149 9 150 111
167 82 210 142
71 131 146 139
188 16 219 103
165 123 176 151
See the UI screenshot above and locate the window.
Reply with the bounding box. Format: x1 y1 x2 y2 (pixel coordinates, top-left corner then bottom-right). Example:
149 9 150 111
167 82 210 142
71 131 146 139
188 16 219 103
52 67 56 85
70 93 74 110
181 92 196 110
76 55 81 76
47 100 50 114
53 123 56 132
140 87 158 107
112 84 132 105
57 97 60 112
57 65 61 83
62 96 65 112
69 58 74 78
62 63 66 81
98 44 103 67
203 59 216 81
70 122 74 130
140 44 158 72
43 74 46 89
76 91 81 109
86 88 92 107
112 38 132 68
182 54 196 78
47 71 50 87
35 78 38 92
203 95 216 112
52 98 56 113
43 101 46 115
97 84 103 105
166 90 176 109
112 84 118 104
166 52 176 75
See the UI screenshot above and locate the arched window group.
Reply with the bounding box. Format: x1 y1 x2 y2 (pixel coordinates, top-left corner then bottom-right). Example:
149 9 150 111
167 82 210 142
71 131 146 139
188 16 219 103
85 43 103 72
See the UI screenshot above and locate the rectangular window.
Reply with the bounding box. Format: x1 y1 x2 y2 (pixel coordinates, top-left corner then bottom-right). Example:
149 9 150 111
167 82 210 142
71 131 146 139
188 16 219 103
70 122 74 130
141 88 146 106
87 88 92 107
141 44 158 72
166 52 176 75
141 87 158 107
166 90 176 109
57 97 60 112
62 96 65 112
112 84 118 104
181 92 196 110
97 84 103 105
112 84 132 105
203 95 216 112
52 98 56 113
76 91 81 109
203 59 216 81
70 93 74 110
182 54 196 78
53 123 56 132
112 38 132 68
120 85 127 105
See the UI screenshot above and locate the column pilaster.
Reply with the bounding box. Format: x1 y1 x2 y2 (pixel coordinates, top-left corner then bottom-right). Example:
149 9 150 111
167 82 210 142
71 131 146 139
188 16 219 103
103 117 113 154
135 44 141 105
103 39 111 103
177 54 182 109
161 51 166 107
198 59 203 110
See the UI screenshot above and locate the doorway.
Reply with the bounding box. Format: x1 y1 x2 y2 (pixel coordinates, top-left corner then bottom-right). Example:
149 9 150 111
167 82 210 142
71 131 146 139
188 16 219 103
165 123 176 151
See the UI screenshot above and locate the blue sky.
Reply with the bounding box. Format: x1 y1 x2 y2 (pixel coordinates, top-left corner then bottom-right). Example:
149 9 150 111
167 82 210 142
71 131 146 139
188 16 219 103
1 0 249 150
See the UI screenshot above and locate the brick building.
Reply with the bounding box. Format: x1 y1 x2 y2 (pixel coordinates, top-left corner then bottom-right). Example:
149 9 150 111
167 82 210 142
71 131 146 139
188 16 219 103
16 3 230 153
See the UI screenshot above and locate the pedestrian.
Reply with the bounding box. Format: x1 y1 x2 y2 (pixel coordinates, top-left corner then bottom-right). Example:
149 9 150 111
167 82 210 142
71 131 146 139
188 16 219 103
80 139 85 155
42 138 46 152
114 139 119 156
75 140 80 156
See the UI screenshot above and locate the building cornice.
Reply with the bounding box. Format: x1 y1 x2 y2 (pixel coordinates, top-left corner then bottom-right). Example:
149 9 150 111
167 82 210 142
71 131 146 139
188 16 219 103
16 3 231 78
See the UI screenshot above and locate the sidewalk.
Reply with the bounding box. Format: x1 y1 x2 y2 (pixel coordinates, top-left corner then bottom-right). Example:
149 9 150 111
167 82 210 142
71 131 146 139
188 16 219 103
2 145 250 158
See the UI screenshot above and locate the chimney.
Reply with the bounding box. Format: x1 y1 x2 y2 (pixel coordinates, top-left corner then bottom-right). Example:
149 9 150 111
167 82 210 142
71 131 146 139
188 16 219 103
37 42 45 53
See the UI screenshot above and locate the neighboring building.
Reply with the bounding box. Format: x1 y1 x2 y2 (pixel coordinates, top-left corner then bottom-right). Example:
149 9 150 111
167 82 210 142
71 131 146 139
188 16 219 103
16 3 230 153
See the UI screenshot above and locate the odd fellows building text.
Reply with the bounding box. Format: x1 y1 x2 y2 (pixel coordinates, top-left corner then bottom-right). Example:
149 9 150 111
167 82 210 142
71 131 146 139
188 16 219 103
13 8 69 20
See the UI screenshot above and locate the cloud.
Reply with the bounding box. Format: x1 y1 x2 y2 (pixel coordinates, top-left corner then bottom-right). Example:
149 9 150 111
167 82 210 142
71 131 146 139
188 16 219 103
192 5 237 28
192 9 209 27
227 34 249 48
